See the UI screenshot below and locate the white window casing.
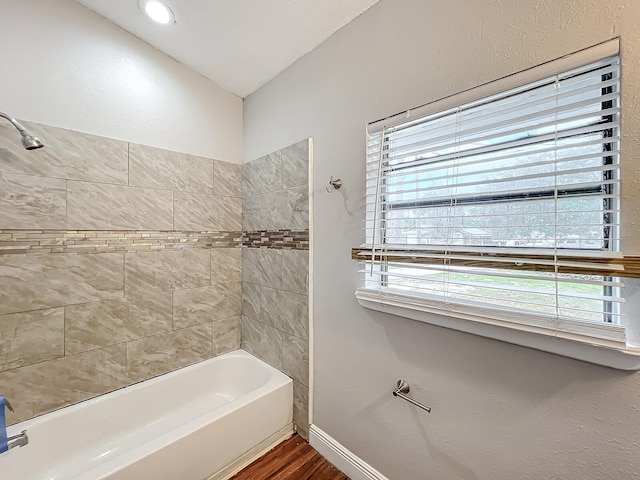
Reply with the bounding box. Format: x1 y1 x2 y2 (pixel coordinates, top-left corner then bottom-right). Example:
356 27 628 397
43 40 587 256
356 38 640 370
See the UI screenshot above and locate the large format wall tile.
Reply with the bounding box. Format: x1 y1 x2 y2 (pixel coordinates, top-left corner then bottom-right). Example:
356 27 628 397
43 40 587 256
0 308 64 371
173 282 241 330
126 323 213 382
0 345 128 425
0 253 124 315
0 172 66 229
65 294 173 355
214 160 242 197
243 247 282 287
244 186 308 231
293 380 310 441
243 139 309 229
283 334 309 386
241 316 284 370
260 287 309 339
129 143 214 194
242 282 261 320
0 121 128 184
242 193 263 231
125 249 210 295
213 315 241 356
285 185 309 230
281 249 309 295
67 181 173 230
243 152 282 196
281 140 309 188
174 192 242 231
211 248 242 284
260 191 287 230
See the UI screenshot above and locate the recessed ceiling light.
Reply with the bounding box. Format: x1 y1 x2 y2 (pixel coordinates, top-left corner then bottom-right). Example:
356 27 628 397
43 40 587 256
139 0 176 25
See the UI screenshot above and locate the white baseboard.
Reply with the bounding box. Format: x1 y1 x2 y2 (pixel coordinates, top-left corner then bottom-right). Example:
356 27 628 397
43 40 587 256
309 425 389 480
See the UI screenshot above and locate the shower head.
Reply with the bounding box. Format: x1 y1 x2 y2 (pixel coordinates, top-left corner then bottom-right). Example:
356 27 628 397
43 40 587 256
0 111 44 150
21 133 44 150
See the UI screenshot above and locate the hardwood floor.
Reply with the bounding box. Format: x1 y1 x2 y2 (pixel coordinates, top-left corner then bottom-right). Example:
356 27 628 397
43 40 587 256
230 434 350 480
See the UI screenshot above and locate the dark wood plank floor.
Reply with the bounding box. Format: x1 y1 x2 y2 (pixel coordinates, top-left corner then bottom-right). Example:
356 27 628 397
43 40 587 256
230 434 350 480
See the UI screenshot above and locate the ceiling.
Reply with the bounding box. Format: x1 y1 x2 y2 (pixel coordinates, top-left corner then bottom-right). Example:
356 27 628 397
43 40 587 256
76 0 380 98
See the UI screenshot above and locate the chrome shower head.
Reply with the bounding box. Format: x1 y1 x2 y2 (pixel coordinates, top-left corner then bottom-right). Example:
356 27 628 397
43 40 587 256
0 111 44 150
21 133 44 150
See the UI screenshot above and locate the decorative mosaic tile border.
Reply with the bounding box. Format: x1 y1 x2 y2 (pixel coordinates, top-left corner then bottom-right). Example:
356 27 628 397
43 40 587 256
242 229 309 250
0 230 243 255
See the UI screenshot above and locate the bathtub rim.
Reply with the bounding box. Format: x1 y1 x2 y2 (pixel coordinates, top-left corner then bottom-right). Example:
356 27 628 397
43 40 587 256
3 349 294 480
6 348 288 436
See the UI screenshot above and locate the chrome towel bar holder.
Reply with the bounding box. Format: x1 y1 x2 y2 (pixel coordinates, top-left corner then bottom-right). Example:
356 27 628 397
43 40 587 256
392 379 432 413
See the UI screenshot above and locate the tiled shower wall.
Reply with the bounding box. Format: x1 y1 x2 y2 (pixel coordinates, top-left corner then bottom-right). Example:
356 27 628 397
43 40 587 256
241 140 310 440
0 120 243 425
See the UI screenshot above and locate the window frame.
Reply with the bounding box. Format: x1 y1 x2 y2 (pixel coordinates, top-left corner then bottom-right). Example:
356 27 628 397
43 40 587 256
356 38 640 370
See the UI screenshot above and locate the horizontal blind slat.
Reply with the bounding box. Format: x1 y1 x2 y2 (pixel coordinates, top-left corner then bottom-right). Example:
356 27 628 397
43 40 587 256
377 86 620 150
363 49 623 340
366 124 620 170
376 107 619 164
367 145 620 183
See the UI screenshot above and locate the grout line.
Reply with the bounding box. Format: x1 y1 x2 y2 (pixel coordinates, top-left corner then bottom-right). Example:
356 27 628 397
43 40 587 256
65 179 69 230
63 305 67 358
127 142 130 186
210 318 215 357
171 290 175 331
124 337 128 377
211 158 216 195
122 251 126 298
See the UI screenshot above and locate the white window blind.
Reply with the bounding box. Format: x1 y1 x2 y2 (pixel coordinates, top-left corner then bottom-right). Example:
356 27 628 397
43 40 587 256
357 40 627 348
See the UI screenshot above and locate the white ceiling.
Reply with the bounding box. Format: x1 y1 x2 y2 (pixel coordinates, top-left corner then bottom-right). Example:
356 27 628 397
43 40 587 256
76 0 380 98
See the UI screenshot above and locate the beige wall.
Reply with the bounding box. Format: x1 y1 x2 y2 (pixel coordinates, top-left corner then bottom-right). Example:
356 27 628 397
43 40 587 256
0 122 242 424
0 0 243 163
241 140 310 439
244 0 640 478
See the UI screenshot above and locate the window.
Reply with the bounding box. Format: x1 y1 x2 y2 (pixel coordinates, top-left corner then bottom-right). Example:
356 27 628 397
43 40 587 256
355 39 640 369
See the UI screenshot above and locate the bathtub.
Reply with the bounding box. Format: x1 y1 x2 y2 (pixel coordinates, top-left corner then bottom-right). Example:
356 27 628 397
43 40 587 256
0 350 293 480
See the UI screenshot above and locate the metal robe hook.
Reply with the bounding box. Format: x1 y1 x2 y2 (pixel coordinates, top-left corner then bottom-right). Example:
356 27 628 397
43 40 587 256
325 176 343 193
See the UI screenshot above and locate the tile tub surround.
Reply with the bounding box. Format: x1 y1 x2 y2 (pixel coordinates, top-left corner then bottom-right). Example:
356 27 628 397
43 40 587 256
0 229 242 255
242 140 310 232
0 121 243 425
241 139 310 440
242 248 310 440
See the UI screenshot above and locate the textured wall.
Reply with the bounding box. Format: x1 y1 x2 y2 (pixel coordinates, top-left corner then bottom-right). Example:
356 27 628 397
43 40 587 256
0 122 242 425
243 0 640 478
241 140 310 439
0 0 243 163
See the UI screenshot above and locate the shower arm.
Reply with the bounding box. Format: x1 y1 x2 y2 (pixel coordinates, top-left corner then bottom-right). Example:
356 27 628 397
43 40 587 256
0 111 44 150
0 111 30 136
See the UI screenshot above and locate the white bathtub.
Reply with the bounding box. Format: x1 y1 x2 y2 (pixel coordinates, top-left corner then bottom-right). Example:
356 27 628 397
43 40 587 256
0 350 293 480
